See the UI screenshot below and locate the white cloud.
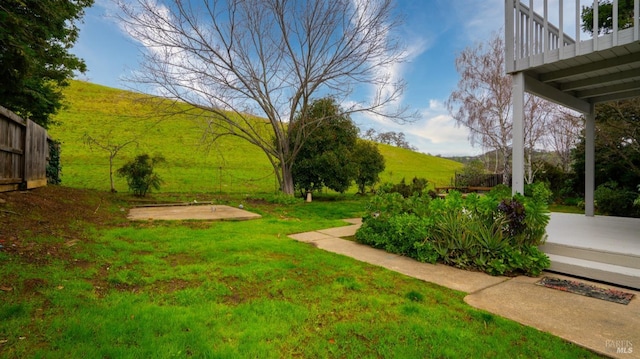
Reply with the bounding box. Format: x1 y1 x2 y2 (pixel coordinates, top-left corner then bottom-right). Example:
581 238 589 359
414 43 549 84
355 99 480 156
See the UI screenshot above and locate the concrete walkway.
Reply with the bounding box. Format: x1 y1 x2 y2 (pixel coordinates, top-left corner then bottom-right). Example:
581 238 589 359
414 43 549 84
289 219 640 359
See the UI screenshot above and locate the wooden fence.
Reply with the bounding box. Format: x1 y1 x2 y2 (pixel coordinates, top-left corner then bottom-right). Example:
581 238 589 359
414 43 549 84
454 173 505 188
0 106 50 192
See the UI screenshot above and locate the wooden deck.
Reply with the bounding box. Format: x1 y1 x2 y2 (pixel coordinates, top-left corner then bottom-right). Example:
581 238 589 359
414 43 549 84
541 213 640 289
506 0 640 112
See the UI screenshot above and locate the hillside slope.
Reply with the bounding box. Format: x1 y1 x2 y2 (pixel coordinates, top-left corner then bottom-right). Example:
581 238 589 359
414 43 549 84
50 81 461 193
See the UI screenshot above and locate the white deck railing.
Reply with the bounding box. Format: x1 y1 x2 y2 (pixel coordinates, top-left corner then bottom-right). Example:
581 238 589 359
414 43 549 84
505 0 640 72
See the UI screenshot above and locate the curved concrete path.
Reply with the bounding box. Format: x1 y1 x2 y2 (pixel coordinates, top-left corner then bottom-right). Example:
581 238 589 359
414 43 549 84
289 219 640 359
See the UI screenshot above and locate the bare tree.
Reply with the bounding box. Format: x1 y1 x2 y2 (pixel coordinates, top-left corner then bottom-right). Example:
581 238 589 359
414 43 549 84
544 110 583 172
524 96 557 184
84 131 138 193
116 0 411 195
446 33 513 181
446 32 562 183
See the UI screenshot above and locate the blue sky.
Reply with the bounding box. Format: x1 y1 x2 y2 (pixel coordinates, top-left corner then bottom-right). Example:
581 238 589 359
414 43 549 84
71 0 508 156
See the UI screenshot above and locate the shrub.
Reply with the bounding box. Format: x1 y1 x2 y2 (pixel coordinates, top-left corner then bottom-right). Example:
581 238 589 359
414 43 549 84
356 185 551 276
117 154 165 197
525 182 553 204
46 139 62 185
381 177 429 198
594 181 639 217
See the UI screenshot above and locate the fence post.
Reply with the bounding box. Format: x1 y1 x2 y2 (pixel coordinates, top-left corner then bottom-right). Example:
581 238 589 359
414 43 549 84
22 120 32 190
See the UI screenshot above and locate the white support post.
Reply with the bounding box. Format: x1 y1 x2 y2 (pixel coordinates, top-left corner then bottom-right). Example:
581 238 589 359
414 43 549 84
512 72 525 195
585 104 596 217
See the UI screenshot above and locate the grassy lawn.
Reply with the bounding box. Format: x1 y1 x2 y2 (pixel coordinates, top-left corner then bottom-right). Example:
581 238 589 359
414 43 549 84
0 188 599 358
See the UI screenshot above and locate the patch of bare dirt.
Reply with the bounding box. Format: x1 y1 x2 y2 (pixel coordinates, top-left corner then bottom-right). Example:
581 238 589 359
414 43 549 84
0 186 128 264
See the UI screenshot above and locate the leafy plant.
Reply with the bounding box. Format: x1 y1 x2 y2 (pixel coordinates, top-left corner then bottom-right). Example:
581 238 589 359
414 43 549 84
46 139 62 185
381 177 429 198
117 154 165 197
594 181 639 217
356 184 552 276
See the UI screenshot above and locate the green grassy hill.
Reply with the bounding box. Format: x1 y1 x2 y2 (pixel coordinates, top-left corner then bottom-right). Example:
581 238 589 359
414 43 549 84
50 81 462 194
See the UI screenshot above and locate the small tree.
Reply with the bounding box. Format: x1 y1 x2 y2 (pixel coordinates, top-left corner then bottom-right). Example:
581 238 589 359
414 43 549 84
84 132 137 193
290 98 358 195
117 154 165 197
352 140 385 194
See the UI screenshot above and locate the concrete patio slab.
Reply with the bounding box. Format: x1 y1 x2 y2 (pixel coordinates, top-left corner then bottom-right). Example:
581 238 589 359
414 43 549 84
465 274 640 359
127 205 261 221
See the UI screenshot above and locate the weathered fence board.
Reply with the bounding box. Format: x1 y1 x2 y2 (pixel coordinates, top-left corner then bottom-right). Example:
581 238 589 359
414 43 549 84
0 106 49 192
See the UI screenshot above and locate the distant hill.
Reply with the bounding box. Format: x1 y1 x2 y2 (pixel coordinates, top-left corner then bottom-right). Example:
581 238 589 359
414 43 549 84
50 81 462 193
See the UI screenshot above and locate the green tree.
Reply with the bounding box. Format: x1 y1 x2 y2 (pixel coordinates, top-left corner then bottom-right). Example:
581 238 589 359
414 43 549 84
0 0 93 128
581 0 635 35
290 98 358 195
571 100 640 216
352 140 385 194
456 159 487 187
117 154 165 197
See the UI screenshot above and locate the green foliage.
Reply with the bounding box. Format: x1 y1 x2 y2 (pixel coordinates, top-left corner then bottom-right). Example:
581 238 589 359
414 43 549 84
455 159 486 186
352 140 385 194
46 139 62 185
594 181 640 217
581 0 635 35
356 186 551 276
117 154 165 197
380 177 429 198
525 181 553 205
0 0 93 128
258 193 303 205
571 99 640 216
290 98 358 194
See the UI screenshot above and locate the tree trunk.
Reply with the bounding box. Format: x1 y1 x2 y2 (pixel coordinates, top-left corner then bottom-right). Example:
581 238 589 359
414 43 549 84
501 147 511 185
280 163 295 195
109 154 116 193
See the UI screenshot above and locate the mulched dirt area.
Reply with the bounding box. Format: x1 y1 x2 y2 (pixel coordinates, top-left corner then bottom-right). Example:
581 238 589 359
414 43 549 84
536 276 636 305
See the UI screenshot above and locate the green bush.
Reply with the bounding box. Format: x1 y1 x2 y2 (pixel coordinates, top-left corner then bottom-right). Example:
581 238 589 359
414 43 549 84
355 186 551 276
379 177 429 198
594 181 639 217
525 182 553 204
117 154 165 197
46 139 62 185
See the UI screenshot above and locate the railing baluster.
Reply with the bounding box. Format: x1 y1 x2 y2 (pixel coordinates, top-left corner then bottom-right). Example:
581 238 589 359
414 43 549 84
544 0 549 57
559 0 564 58
635 0 639 41
529 0 534 58
614 0 619 46
593 0 599 51
576 0 580 55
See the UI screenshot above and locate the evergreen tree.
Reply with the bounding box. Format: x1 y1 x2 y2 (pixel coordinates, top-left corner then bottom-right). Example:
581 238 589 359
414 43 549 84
0 0 93 127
